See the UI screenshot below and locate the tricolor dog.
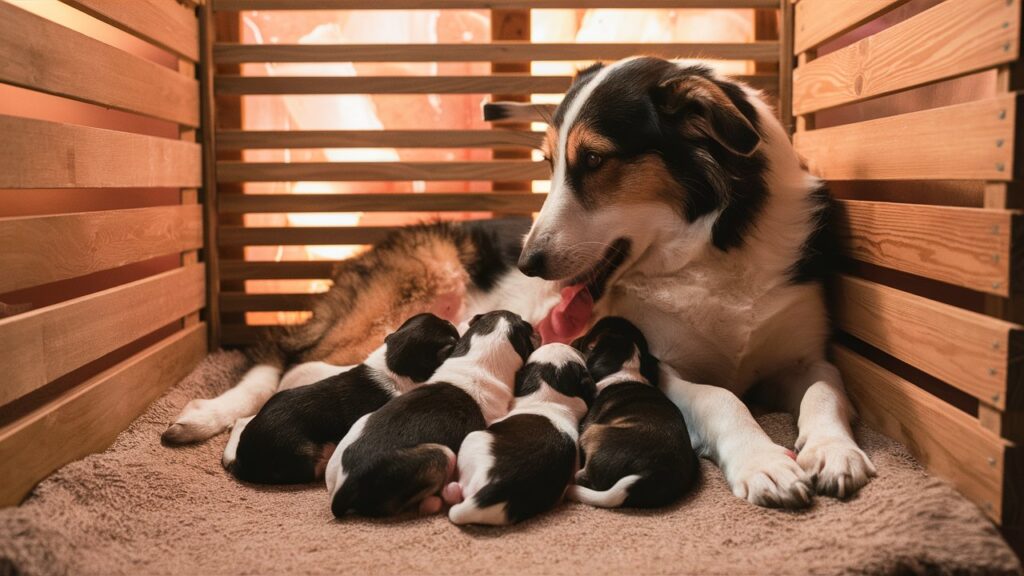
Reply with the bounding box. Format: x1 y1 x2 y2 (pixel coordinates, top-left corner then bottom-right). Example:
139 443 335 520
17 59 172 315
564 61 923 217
167 56 875 508
325 310 535 518
569 317 698 508
447 343 593 525
222 313 459 484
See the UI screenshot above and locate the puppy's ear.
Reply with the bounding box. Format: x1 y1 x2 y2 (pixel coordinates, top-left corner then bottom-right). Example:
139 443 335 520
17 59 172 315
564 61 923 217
436 343 455 365
468 314 484 326
652 75 761 157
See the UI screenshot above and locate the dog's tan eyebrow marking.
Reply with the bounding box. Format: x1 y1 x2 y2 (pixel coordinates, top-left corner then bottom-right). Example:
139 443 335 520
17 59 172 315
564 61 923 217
567 124 615 165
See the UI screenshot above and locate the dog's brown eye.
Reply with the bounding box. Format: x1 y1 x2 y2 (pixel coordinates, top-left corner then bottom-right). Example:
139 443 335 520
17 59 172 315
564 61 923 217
584 152 603 169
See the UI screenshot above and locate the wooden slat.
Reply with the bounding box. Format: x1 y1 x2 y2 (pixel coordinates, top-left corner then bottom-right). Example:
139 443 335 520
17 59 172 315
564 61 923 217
484 103 556 124
217 161 551 182
0 265 205 408
794 95 1016 181
217 74 778 95
219 192 546 213
0 324 207 506
0 3 199 126
793 0 910 55
214 42 780 64
219 226 395 245
61 0 200 61
199 1 222 350
216 129 545 150
835 275 1014 407
833 344 1008 523
220 292 318 312
836 199 1014 296
792 0 1020 115
214 0 779 9
0 115 202 188
220 260 339 280
0 206 203 294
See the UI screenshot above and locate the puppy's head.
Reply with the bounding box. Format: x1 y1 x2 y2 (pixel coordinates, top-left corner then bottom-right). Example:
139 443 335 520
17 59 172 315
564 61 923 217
383 313 459 383
572 317 659 386
451 310 538 364
332 444 454 518
502 57 768 295
515 343 595 406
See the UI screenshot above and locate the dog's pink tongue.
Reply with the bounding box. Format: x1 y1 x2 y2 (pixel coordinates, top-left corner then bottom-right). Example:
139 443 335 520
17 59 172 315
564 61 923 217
537 284 593 344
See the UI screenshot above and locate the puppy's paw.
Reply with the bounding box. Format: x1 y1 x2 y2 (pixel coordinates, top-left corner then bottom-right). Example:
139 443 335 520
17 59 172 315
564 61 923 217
161 399 230 444
726 443 813 508
442 482 463 506
797 435 876 499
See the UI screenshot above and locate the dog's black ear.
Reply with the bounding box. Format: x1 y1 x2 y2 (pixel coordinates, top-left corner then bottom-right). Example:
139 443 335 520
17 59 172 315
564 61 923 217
652 75 761 157
436 343 455 365
483 101 547 124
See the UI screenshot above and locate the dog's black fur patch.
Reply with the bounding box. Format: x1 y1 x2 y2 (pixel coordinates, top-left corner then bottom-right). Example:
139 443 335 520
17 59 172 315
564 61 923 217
515 356 595 407
788 185 838 284
572 316 659 387
450 309 536 363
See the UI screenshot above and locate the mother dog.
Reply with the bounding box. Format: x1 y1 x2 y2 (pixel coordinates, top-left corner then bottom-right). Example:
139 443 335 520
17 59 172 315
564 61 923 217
164 57 875 508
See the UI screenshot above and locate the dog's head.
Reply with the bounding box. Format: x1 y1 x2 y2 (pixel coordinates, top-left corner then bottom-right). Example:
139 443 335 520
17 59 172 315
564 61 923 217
515 343 595 406
451 310 538 364
572 316 659 386
493 57 769 294
383 313 460 383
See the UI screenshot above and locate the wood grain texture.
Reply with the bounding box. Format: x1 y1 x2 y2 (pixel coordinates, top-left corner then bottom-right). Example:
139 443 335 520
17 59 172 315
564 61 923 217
220 260 339 280
0 115 202 188
0 206 203 294
216 160 551 182
0 265 205 408
793 0 910 55
199 1 222 350
835 199 1013 295
61 0 200 61
834 275 1015 407
834 344 1008 523
218 192 546 213
794 95 1016 181
213 42 780 63
220 292 318 312
792 0 1020 115
0 324 206 506
0 2 199 126
216 129 544 150
214 0 778 9
218 226 394 245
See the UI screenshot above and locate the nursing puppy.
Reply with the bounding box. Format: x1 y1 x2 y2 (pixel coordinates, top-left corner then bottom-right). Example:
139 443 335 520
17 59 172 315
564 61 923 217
326 310 536 518
447 343 593 526
223 313 459 485
570 317 698 508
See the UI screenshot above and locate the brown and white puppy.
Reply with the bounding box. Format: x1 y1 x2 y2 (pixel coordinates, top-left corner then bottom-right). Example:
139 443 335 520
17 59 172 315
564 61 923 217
569 317 698 508
325 310 536 518
221 314 458 485
447 343 593 525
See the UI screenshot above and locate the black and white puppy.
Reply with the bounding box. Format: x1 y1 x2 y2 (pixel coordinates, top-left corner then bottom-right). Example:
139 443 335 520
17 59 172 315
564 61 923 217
325 310 536 518
447 343 594 525
569 317 698 508
222 313 459 484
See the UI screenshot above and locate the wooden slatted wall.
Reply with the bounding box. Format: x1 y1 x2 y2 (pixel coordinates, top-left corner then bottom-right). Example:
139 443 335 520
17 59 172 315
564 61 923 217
0 0 206 506
208 0 785 346
791 0 1022 534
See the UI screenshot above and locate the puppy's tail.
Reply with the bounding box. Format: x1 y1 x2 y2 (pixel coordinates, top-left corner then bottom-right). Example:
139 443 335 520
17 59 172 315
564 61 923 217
567 474 641 508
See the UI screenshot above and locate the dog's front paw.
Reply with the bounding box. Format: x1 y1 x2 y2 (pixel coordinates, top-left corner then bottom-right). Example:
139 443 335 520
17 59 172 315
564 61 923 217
796 435 876 499
725 443 813 508
161 399 230 444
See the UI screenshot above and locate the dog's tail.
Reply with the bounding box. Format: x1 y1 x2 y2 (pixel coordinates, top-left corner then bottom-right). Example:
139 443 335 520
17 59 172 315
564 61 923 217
567 474 641 508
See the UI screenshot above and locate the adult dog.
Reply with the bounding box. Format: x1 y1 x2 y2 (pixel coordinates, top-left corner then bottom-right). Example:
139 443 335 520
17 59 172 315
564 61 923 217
164 57 875 507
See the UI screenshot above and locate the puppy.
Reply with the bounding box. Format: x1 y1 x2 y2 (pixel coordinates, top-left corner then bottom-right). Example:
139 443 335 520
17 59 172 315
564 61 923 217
223 313 459 484
447 343 594 525
325 310 536 518
569 317 698 508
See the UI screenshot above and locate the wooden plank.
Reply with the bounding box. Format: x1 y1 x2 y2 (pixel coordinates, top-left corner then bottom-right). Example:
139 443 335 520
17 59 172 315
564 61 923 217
835 199 1014 296
794 95 1016 181
61 0 200 61
219 226 394 245
216 129 544 150
214 0 779 9
778 0 794 133
213 42 780 64
0 265 205 408
792 0 1020 115
0 115 202 188
833 344 1008 523
220 260 339 280
0 206 203 294
200 1 222 349
217 160 550 182
219 192 546 213
220 292 318 312
0 3 199 126
221 324 265 346
484 103 556 124
834 275 1014 407
793 0 910 55
0 324 206 506
217 74 778 95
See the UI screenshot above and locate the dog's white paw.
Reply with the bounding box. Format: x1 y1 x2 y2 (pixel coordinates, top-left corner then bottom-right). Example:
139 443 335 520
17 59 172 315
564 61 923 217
796 435 876 499
726 443 813 508
221 416 252 471
162 399 231 444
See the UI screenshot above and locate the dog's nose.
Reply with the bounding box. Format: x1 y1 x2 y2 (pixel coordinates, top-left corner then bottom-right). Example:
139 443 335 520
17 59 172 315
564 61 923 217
517 249 547 278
